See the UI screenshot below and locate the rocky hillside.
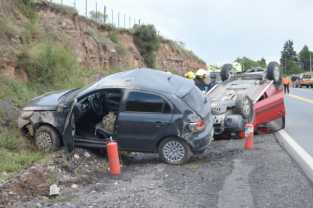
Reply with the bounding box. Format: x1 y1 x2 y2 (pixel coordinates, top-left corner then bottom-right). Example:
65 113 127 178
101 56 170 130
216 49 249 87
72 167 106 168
0 0 206 81
0 0 206 187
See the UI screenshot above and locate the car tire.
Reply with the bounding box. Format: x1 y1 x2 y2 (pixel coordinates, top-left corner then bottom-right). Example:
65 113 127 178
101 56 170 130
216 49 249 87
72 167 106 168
266 62 282 86
34 125 61 152
235 94 253 122
221 64 233 81
159 137 192 165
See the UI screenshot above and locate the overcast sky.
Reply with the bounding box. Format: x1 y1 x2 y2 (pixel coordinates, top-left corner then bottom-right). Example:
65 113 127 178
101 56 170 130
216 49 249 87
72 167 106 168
61 0 313 65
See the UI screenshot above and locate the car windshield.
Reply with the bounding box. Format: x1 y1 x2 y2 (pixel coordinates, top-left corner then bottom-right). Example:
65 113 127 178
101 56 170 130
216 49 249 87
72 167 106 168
59 88 82 104
182 87 211 117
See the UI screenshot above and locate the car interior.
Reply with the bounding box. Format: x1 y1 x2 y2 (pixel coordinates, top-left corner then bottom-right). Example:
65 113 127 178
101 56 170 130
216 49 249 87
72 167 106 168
74 89 123 140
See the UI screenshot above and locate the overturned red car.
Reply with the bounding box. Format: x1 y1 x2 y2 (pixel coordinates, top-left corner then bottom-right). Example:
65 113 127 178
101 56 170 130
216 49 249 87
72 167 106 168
207 62 285 139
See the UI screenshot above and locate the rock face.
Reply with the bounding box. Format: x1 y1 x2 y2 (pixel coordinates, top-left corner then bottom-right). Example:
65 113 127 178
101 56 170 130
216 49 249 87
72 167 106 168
37 3 145 71
0 0 206 81
156 41 206 73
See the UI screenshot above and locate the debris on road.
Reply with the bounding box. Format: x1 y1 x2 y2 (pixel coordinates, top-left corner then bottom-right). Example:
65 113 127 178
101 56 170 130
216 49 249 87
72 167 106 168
49 184 60 196
0 148 107 208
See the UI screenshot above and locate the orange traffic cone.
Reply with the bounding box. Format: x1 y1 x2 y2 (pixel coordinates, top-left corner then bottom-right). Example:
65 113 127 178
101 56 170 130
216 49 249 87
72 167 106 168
244 123 254 150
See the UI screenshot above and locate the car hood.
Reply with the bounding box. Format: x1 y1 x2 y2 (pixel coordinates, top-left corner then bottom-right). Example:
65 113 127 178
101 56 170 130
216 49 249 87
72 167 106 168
23 90 71 111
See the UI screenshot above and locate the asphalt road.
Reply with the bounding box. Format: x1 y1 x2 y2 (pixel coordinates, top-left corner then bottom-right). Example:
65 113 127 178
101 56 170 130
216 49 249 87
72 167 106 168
285 87 313 156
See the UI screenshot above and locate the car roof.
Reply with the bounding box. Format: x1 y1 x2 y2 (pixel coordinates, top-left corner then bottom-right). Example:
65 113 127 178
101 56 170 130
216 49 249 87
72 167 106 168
79 68 195 98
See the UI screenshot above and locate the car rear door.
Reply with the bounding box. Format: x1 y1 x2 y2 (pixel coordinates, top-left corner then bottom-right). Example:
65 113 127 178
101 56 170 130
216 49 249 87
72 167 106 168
116 91 173 152
254 84 285 128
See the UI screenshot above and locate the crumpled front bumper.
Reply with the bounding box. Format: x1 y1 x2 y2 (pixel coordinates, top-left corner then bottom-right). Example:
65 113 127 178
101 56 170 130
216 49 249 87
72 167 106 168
18 117 33 137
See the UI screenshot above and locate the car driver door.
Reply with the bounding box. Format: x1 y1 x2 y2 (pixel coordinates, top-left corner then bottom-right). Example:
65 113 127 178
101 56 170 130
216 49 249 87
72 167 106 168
254 84 285 132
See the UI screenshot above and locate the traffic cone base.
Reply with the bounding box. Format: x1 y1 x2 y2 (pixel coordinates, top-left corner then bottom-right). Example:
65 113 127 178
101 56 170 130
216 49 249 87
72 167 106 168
244 123 254 150
244 136 254 150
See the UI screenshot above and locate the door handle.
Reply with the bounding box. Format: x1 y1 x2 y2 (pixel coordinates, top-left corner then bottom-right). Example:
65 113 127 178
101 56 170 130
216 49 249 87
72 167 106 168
155 121 162 127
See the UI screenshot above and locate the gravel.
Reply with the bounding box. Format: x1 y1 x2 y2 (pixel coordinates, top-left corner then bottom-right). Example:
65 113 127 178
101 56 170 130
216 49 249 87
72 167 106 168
11 135 313 208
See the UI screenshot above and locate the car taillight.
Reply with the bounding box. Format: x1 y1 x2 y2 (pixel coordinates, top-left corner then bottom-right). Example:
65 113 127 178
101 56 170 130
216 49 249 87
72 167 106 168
189 119 206 132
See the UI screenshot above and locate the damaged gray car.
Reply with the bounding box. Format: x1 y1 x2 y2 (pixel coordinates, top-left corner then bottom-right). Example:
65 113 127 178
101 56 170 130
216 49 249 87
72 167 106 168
18 69 214 165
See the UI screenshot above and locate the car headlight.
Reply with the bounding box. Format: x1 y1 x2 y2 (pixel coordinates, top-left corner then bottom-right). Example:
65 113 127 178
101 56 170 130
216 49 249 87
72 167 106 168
211 102 227 115
21 111 33 119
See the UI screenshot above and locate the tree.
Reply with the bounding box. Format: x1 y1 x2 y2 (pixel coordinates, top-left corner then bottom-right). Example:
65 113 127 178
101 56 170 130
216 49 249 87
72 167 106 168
280 40 297 62
89 11 107 24
280 40 302 75
133 24 160 67
235 57 266 71
257 58 267 68
299 45 312 72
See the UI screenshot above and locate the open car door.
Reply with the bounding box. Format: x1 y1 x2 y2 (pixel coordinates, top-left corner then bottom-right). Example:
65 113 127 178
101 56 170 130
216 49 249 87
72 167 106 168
253 84 285 132
62 99 77 152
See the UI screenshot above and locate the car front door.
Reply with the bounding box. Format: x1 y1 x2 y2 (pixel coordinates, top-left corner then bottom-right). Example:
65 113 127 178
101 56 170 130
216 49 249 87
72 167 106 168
116 91 173 152
254 84 285 130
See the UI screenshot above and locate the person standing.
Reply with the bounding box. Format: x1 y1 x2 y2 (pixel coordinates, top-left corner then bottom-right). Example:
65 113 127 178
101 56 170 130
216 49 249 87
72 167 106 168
194 69 210 92
283 76 290 94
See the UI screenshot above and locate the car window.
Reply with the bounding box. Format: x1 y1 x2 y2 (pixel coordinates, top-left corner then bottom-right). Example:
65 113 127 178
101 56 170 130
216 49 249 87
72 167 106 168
125 92 170 113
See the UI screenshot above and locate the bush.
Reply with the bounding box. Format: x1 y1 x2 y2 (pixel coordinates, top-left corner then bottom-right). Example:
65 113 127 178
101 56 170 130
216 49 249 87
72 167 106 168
133 25 160 68
18 0 37 20
17 41 84 89
0 77 39 107
109 32 119 44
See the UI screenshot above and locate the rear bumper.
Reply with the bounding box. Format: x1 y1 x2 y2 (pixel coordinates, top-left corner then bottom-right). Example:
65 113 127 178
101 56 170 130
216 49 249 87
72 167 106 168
189 123 214 153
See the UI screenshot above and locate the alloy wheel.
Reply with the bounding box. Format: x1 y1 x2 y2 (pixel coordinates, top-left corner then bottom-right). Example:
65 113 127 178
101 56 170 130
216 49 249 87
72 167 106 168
36 131 53 152
162 140 186 163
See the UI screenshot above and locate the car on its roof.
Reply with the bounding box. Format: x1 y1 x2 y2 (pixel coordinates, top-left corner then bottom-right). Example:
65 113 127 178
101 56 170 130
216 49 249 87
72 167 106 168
18 68 214 165
207 62 286 138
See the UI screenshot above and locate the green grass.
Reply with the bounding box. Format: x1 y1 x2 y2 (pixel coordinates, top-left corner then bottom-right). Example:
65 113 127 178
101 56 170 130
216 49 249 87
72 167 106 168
0 148 43 179
0 128 43 179
86 29 113 46
109 32 119 44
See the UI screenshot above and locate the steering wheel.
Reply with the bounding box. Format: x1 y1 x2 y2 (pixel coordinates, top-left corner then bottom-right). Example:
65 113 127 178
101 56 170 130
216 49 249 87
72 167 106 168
89 94 104 116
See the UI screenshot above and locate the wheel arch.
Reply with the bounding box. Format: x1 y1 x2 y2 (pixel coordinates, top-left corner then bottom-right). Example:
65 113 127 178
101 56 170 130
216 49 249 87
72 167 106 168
34 122 63 145
156 135 192 151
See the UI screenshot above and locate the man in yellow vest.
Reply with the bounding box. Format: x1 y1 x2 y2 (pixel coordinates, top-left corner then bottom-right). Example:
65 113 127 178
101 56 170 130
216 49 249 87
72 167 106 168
283 76 290 94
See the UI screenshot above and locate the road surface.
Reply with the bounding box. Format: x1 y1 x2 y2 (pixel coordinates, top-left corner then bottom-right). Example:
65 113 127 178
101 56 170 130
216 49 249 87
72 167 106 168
15 135 313 208
285 88 313 156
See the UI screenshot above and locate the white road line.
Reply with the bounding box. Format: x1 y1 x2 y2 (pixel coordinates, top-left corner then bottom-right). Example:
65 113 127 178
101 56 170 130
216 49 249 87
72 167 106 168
276 130 313 183
289 94 313 105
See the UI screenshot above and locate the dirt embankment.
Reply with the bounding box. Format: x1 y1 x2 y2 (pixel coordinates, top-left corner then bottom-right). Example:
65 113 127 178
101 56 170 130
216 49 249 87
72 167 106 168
0 0 206 81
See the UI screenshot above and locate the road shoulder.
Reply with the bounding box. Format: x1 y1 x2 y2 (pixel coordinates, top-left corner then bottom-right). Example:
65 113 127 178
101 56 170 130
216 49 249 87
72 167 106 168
276 130 313 184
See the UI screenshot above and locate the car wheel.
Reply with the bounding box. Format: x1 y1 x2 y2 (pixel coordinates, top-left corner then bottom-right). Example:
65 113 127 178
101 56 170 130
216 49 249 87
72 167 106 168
35 125 61 152
235 94 253 122
266 62 282 86
159 138 191 165
221 64 233 81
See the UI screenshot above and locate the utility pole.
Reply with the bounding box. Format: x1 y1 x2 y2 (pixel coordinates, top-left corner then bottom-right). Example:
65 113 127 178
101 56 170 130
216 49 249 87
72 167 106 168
309 51 312 73
284 58 287 75
85 0 87 17
118 12 120 28
103 6 107 24
95 1 98 22
111 9 114 26
124 14 126 28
